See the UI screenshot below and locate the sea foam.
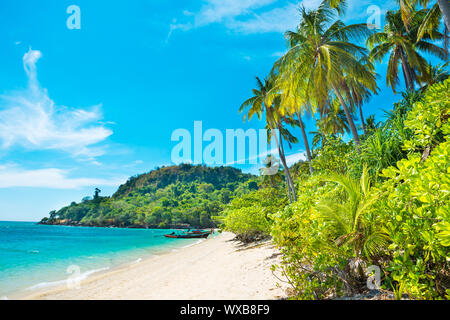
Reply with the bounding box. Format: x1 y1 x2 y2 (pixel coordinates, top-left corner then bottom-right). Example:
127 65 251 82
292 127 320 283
26 267 110 291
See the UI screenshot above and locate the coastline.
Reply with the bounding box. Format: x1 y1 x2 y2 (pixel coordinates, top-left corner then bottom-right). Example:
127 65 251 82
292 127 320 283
18 232 289 300
37 221 201 230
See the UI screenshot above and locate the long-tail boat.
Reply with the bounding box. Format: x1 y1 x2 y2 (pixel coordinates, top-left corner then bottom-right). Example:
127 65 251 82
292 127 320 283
164 232 210 239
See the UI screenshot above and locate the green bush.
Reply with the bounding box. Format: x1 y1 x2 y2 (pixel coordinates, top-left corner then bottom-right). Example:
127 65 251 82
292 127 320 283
312 136 353 175
373 80 450 299
271 177 352 299
223 188 287 243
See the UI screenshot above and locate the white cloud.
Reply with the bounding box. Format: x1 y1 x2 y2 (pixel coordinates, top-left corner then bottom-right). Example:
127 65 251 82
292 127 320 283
285 151 306 166
300 0 323 10
227 2 300 34
0 49 113 159
168 0 307 37
272 51 286 57
225 146 279 166
168 0 393 38
193 0 276 27
0 165 126 189
343 0 397 23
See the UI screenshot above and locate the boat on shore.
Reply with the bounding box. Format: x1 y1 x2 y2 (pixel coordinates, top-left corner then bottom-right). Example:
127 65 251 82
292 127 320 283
185 229 213 234
164 232 210 239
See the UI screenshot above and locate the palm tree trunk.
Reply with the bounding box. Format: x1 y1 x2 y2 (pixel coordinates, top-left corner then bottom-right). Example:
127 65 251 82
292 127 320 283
358 105 366 135
279 127 297 202
271 127 291 202
273 125 296 203
400 49 414 91
437 0 450 30
444 25 448 61
296 110 314 174
332 84 361 147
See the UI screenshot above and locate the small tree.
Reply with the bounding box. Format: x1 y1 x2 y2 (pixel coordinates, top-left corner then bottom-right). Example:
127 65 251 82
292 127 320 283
94 188 101 199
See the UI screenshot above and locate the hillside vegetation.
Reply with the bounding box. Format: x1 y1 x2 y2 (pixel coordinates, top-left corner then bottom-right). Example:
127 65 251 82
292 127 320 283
40 164 257 228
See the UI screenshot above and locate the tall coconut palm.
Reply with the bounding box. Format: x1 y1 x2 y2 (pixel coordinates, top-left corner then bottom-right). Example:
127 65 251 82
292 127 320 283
267 99 298 202
239 76 297 202
311 119 328 150
341 57 378 134
270 68 316 174
367 10 446 93
265 115 300 202
279 4 377 148
397 0 450 33
310 98 351 150
323 98 351 136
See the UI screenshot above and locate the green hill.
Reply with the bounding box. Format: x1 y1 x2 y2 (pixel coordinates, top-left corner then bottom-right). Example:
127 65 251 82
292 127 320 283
39 164 257 228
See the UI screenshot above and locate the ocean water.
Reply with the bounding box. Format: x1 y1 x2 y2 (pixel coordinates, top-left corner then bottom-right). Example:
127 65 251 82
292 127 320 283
0 221 206 298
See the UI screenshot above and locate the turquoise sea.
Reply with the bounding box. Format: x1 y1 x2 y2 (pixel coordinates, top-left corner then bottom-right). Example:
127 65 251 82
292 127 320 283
0 221 206 298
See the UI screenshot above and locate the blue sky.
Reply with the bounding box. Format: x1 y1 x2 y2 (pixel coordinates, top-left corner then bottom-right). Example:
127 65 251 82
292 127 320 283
0 0 412 221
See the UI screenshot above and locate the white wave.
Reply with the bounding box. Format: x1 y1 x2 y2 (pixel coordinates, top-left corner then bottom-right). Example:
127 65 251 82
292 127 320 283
0 296 8 300
182 239 205 249
26 267 110 291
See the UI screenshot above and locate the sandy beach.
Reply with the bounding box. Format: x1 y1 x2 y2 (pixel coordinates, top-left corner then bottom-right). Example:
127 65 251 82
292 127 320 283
20 232 289 300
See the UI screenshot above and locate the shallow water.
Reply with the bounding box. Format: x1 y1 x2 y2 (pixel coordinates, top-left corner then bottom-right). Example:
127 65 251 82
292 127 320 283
0 221 203 298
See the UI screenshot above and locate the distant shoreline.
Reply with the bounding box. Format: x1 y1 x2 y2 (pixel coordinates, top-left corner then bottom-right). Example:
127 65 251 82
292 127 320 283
37 220 215 230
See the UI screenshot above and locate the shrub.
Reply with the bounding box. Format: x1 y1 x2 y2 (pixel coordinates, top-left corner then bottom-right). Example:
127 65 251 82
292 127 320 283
271 177 352 299
223 188 287 243
378 140 449 299
374 80 450 299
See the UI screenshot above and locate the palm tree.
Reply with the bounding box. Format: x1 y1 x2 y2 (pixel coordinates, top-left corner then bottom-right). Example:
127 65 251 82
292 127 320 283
296 114 314 174
328 0 449 32
397 0 450 32
264 119 299 202
315 166 389 261
417 61 449 86
239 76 297 202
322 99 351 136
437 0 450 30
364 115 380 134
259 155 283 188
367 10 446 93
310 99 351 150
267 101 299 202
341 57 378 134
310 119 328 150
270 69 316 174
279 4 377 147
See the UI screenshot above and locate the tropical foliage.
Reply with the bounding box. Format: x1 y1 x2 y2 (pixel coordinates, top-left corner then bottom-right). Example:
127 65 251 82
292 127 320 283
227 78 449 300
225 0 449 300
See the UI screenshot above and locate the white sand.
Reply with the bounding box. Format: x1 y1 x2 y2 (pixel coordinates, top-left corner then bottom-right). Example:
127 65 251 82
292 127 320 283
21 232 289 300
